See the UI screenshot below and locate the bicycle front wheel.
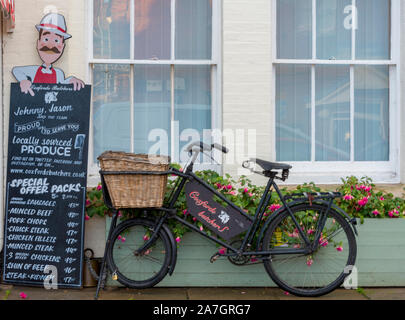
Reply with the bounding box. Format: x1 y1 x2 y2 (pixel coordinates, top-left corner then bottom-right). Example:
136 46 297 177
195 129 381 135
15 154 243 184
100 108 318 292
106 218 172 289
263 203 356 297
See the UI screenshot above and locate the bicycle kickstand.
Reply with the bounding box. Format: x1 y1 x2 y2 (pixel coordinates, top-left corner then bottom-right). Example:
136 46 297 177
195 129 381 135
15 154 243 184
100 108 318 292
94 210 119 300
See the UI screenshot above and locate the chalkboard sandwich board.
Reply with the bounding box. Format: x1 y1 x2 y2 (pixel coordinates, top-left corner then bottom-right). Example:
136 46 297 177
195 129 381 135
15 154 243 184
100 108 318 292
3 83 91 288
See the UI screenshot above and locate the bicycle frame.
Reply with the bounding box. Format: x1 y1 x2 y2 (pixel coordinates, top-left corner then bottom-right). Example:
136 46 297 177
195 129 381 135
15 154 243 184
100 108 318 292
149 167 314 259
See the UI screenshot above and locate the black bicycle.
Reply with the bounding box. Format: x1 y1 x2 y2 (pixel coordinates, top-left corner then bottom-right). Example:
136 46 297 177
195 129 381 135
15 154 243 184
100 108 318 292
95 141 357 298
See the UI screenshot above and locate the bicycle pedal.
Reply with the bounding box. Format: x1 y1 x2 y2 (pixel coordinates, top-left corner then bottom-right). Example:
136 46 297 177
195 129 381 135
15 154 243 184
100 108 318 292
210 253 220 263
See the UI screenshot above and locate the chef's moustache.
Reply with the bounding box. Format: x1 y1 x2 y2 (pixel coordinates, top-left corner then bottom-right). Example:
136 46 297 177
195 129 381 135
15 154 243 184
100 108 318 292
39 46 61 54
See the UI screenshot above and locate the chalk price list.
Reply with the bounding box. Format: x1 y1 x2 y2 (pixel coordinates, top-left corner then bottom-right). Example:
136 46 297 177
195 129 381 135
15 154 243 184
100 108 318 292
3 84 90 287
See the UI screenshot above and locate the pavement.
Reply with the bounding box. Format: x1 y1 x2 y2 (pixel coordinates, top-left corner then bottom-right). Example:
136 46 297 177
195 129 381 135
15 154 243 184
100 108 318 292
1 284 404 300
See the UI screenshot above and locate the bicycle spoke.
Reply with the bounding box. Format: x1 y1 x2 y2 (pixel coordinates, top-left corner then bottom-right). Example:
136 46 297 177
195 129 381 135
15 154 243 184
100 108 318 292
263 203 356 296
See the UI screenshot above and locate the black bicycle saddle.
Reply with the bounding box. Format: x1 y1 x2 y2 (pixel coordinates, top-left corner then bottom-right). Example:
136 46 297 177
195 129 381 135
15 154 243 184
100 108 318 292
252 158 292 171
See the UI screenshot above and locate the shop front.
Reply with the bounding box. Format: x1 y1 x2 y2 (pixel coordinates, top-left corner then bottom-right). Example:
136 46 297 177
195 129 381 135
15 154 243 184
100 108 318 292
0 0 404 288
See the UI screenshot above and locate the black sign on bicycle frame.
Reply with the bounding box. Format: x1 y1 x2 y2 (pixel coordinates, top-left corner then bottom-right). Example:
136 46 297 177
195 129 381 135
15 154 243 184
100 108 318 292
185 180 252 241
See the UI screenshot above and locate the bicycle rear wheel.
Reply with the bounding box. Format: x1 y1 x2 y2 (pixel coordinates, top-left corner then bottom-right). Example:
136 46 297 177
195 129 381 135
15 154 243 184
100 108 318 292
106 218 172 289
263 203 356 297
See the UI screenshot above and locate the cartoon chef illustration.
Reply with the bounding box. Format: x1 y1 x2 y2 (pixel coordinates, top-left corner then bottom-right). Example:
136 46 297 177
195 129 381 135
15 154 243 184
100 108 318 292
12 13 85 96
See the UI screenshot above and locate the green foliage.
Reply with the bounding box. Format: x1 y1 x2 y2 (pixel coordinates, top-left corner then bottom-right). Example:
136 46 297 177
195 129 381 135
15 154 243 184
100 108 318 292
85 170 404 241
335 176 405 222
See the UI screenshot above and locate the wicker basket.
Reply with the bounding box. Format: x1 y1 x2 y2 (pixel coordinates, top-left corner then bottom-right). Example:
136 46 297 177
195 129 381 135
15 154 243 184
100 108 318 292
98 151 170 209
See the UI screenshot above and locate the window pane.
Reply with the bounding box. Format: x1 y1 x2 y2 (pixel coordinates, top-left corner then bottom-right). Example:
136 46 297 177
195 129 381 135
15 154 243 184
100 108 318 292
317 0 352 60
315 66 350 161
175 0 212 59
277 0 312 59
356 0 390 60
93 0 130 59
276 65 311 161
134 65 171 155
174 66 211 155
354 66 389 161
134 0 171 60
93 64 131 161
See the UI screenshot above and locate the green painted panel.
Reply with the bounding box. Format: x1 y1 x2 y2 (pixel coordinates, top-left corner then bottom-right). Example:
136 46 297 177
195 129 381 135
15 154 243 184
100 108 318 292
105 218 405 287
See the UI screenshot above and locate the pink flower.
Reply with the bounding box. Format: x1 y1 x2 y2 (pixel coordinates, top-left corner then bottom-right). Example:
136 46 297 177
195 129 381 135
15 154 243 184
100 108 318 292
388 209 399 218
372 210 380 216
200 226 204 231
19 292 27 299
121 237 126 243
85 199 91 206
118 211 123 217
183 209 188 215
96 184 102 191
226 184 233 190
307 229 315 235
229 191 236 196
85 214 90 221
243 188 249 193
364 186 371 192
248 193 253 197
216 183 222 189
343 194 354 201
193 217 197 222
306 258 313 267
175 237 181 243
219 247 226 255
336 246 343 252
319 236 328 247
380 197 385 201
357 197 368 207
117 235 122 240
250 257 258 263
284 291 290 295
269 204 281 212
143 235 150 241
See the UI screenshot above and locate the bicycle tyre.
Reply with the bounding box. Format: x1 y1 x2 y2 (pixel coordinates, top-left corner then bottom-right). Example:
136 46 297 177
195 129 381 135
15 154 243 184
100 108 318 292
262 203 357 297
106 218 172 289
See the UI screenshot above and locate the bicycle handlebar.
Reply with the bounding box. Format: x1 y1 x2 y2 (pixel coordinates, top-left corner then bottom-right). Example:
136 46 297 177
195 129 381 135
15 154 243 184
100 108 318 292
185 141 229 154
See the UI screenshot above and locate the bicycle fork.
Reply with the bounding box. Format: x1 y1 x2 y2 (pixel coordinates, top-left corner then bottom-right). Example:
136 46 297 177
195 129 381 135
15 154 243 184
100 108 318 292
94 210 120 300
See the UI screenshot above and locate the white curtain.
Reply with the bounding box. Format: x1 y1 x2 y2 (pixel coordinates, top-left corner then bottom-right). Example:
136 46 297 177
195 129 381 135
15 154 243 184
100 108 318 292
277 0 312 59
354 65 389 161
93 0 131 59
356 0 390 60
317 0 352 60
92 64 131 160
174 66 212 154
133 65 171 155
176 0 212 59
276 65 312 161
315 65 350 161
134 0 171 60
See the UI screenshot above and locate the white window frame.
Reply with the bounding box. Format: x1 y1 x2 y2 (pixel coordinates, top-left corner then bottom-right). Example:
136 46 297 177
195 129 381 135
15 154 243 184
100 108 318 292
85 0 222 185
271 0 401 184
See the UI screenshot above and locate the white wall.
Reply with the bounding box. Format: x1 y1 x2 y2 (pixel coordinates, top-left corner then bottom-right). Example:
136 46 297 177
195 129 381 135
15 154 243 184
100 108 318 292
222 0 273 186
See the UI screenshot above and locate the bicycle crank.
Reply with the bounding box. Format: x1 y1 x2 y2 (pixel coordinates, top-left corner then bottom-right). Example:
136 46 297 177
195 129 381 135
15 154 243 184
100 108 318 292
227 240 250 266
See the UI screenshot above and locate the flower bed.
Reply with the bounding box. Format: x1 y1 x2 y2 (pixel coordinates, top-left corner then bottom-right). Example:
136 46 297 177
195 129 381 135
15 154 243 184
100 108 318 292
85 166 405 287
86 167 405 243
